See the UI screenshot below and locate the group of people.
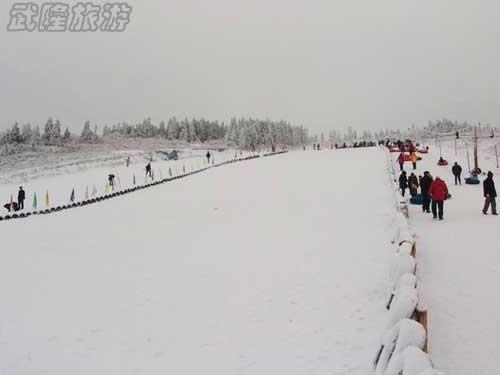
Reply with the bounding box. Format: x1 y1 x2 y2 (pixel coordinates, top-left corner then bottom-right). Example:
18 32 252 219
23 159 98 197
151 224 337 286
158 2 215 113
398 157 497 219
399 170 449 220
397 152 419 171
3 187 25 212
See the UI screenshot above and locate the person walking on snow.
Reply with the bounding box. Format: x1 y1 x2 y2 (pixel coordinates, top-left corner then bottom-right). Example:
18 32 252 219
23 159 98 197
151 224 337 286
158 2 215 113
108 174 116 191
397 152 405 171
429 177 449 220
410 152 418 170
420 171 433 213
452 162 463 185
408 173 419 197
206 151 211 164
145 163 152 178
18 187 25 210
483 171 498 215
399 171 408 197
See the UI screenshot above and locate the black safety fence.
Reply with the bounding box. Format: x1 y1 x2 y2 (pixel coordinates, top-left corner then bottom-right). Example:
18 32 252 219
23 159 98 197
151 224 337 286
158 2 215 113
0 152 285 222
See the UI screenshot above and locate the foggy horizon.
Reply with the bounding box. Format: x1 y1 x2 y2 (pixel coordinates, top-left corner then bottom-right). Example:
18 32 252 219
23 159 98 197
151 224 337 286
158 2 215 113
2 1 500 134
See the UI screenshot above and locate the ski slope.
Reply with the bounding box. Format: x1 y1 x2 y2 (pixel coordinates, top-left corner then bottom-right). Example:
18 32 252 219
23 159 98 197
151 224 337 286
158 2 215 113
0 148 394 375
396 139 500 375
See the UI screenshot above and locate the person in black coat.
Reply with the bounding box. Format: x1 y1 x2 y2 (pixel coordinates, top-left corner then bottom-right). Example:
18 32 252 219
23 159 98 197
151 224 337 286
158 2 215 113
452 162 463 185
399 171 408 197
483 171 498 215
206 151 211 164
18 187 25 210
420 171 433 213
408 173 419 197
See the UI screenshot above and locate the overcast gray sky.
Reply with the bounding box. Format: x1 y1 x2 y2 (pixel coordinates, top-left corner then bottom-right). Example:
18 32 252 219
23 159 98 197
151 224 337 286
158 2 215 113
1 0 500 134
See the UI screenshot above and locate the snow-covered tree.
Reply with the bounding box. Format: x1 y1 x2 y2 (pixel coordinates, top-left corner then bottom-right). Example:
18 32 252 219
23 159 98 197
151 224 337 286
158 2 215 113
80 121 99 143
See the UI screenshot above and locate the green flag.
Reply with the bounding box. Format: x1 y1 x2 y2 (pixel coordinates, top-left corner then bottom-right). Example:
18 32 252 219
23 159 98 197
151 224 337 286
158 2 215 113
33 193 37 209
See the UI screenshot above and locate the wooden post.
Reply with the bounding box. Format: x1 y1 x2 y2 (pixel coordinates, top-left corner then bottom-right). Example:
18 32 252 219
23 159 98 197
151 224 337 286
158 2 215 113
474 125 479 171
416 309 429 353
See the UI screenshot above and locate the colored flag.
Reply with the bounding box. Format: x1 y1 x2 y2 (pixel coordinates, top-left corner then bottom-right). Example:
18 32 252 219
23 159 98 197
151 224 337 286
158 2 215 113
45 191 50 207
33 193 37 209
133 174 136 185
70 188 75 202
10 194 14 210
105 183 110 193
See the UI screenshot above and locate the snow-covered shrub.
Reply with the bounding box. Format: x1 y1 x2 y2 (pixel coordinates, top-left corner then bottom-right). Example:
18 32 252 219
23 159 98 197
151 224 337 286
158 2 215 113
386 285 418 329
375 319 426 375
385 346 432 375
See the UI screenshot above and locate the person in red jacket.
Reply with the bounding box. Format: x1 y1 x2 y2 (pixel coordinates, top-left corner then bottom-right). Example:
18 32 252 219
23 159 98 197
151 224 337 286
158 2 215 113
428 177 449 220
397 152 405 171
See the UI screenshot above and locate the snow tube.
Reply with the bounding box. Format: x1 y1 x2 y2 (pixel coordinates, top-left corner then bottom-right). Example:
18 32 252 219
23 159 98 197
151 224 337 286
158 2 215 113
19 213 26 218
437 160 449 166
410 194 424 205
465 176 480 185
12 214 18 219
4 215 11 220
417 148 429 154
403 154 422 162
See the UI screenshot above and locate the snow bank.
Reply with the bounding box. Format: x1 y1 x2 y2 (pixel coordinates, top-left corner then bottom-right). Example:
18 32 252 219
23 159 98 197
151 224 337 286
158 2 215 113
372 147 443 375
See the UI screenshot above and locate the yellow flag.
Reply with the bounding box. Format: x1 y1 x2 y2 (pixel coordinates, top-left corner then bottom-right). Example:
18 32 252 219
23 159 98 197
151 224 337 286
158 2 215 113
45 191 50 207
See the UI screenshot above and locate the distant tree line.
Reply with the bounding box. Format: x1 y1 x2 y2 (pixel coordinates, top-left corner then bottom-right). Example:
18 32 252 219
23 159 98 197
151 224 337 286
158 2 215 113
1 117 309 149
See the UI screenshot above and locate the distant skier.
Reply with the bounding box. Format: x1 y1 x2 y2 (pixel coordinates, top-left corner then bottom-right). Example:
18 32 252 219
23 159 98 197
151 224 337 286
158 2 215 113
482 171 498 215
18 186 25 210
126 156 131 167
397 152 405 171
206 151 211 164
420 171 433 213
108 174 116 191
429 177 449 220
399 171 408 197
452 162 463 186
408 173 419 197
146 163 152 178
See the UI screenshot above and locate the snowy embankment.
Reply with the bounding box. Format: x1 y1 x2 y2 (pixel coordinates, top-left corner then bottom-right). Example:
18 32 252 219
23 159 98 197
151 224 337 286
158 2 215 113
371 148 443 375
402 138 500 375
1 148 394 375
0 145 246 214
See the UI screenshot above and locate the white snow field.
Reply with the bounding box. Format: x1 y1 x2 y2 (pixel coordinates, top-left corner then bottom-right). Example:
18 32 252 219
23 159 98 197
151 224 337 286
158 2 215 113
0 148 395 375
393 138 500 375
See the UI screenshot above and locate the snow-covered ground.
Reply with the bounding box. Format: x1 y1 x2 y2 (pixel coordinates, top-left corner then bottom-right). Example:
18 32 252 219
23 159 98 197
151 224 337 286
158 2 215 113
392 138 500 375
0 146 245 211
0 148 395 375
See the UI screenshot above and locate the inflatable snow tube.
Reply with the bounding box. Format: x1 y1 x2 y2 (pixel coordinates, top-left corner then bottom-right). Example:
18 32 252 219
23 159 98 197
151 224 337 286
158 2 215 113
465 177 480 185
437 160 449 166
55 206 62 211
4 215 11 220
11 214 18 219
410 194 423 205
